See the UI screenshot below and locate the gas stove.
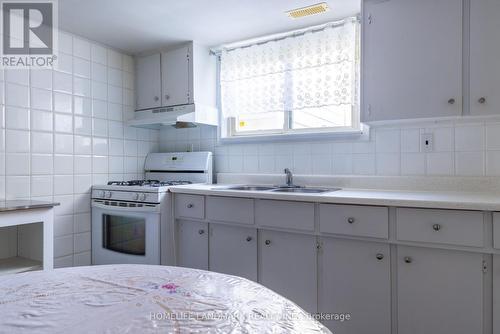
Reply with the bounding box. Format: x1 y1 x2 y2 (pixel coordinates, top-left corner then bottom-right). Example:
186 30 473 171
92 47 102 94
91 152 213 267
92 152 213 203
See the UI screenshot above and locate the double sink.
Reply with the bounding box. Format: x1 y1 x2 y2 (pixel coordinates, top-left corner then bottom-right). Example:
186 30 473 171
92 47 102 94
217 185 341 194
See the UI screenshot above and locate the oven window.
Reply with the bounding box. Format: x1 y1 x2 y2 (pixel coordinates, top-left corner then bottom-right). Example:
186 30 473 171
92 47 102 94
103 214 145 256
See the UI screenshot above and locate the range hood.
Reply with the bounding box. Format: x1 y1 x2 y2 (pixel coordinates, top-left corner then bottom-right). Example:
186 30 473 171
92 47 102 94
127 104 218 129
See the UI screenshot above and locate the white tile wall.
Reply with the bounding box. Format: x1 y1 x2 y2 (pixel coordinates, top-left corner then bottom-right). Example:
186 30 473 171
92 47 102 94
159 122 498 178
0 30 159 268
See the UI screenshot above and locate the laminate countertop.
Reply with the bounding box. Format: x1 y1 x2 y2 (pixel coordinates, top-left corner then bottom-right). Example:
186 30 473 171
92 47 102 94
169 184 500 211
0 200 60 212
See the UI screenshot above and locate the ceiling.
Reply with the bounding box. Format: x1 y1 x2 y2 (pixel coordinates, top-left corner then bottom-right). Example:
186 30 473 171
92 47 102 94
58 0 360 55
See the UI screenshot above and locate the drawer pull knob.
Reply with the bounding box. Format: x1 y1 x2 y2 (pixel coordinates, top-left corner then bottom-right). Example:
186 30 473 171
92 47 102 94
404 256 413 264
376 253 384 261
432 224 442 231
187 203 194 208
478 97 486 104
265 240 271 246
198 229 205 235
448 98 456 105
246 236 252 242
347 217 355 224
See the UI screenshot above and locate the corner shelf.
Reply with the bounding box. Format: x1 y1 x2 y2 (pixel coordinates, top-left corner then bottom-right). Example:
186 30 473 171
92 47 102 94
0 256 42 276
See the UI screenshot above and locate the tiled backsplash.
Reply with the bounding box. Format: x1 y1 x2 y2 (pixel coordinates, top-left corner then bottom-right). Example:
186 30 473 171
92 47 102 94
0 30 159 268
160 121 500 177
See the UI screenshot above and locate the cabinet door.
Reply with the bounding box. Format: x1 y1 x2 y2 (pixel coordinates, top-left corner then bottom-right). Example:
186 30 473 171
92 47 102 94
161 46 190 106
494 255 500 334
363 0 462 122
398 246 483 334
177 220 208 270
320 238 390 334
209 224 257 281
136 53 161 110
470 0 500 115
259 230 317 313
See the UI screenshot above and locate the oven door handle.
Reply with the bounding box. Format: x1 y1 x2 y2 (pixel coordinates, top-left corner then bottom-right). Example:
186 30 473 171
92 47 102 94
102 215 108 250
91 201 160 213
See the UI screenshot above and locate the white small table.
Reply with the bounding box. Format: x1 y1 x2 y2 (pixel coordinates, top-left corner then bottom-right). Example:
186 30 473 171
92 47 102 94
0 200 59 275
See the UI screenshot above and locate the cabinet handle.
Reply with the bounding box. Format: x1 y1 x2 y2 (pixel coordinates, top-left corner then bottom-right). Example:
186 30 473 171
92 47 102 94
376 253 384 261
478 97 486 104
187 203 194 208
347 217 355 224
246 236 252 242
432 224 442 231
404 256 412 264
265 240 271 246
165 94 170 100
447 98 456 105
198 229 205 235
154 96 159 102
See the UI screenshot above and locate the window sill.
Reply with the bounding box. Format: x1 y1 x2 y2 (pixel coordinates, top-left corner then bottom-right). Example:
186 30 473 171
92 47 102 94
218 125 369 144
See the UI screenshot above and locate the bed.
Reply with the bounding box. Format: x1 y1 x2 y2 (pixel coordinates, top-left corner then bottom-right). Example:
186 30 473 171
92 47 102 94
0 264 331 333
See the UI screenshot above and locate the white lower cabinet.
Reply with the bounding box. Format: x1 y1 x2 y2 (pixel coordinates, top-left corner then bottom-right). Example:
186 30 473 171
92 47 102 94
174 194 494 333
259 230 317 313
177 220 208 270
397 246 484 334
494 256 500 334
319 238 391 334
209 224 257 281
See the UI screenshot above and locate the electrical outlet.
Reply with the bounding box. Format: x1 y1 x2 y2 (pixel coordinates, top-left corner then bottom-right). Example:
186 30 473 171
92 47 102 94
421 133 434 152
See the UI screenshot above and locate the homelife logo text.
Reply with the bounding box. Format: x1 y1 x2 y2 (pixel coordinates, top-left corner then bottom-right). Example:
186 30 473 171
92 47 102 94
1 0 58 68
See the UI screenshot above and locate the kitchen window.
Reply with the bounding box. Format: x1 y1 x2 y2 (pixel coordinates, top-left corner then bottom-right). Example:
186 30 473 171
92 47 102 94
219 17 360 140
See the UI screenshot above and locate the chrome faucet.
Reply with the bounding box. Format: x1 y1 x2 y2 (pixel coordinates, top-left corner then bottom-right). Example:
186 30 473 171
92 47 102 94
284 168 293 187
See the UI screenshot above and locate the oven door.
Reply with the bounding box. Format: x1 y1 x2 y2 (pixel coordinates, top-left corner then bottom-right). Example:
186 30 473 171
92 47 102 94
91 201 161 265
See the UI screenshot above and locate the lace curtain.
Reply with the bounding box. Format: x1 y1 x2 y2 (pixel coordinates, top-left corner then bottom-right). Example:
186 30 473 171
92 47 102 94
220 17 359 121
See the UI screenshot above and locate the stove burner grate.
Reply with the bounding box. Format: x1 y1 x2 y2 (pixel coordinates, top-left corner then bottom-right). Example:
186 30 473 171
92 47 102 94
107 180 192 187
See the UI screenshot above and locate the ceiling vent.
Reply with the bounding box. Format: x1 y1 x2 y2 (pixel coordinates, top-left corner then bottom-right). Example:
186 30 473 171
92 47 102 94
286 2 329 19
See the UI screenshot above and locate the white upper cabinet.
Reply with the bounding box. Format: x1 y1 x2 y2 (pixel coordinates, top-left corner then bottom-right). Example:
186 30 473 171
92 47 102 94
135 53 161 110
161 45 190 107
470 0 500 115
135 42 216 111
362 0 462 122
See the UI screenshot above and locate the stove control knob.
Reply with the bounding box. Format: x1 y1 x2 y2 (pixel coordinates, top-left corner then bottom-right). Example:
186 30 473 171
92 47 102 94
99 191 105 198
106 191 113 198
140 193 147 201
133 193 140 201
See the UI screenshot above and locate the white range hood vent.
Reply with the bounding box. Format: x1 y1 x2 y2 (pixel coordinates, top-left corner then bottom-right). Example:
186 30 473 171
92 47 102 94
127 104 218 129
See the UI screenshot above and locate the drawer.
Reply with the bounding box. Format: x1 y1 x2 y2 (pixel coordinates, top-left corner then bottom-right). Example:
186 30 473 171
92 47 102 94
493 213 500 249
319 204 389 239
255 200 314 231
396 208 484 247
206 196 254 225
174 194 205 219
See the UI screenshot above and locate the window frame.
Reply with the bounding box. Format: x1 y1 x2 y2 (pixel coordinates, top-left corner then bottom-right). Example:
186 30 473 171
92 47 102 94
217 18 363 143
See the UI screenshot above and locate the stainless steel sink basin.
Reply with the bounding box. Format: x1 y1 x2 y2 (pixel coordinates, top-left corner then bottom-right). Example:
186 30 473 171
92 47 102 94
220 185 277 191
271 187 340 194
215 185 341 193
